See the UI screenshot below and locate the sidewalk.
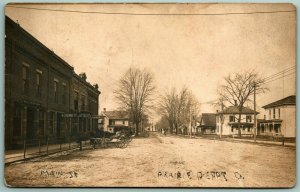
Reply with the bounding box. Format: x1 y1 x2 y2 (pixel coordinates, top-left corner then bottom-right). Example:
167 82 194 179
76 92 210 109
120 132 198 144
223 137 296 147
5 140 91 165
165 133 296 147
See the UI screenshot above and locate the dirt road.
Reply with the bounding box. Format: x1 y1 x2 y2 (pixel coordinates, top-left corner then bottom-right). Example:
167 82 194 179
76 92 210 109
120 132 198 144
5 133 296 187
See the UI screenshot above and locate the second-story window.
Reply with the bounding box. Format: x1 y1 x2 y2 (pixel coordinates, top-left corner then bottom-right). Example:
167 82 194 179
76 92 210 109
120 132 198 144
278 108 281 118
36 72 42 98
54 80 58 103
229 115 235 122
22 66 29 94
269 109 271 119
273 108 276 119
74 91 79 111
62 83 66 105
81 95 85 111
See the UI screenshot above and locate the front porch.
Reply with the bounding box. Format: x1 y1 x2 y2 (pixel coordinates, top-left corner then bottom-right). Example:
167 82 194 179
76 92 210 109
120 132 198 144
258 119 282 136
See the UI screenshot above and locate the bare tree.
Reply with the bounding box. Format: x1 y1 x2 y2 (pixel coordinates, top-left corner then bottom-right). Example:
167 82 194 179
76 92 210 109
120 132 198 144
158 87 200 135
114 67 156 136
218 70 267 137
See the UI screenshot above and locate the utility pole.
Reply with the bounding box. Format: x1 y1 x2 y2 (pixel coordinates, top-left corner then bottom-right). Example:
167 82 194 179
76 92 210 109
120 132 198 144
254 82 257 142
189 108 192 138
220 99 224 139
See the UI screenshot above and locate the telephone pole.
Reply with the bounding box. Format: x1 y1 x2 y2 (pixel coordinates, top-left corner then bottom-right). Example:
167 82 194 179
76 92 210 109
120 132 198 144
254 82 257 142
189 107 192 138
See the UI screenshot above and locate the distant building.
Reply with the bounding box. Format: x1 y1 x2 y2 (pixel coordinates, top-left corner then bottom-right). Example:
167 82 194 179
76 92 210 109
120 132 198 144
5 16 100 149
216 106 257 136
197 113 217 134
100 109 131 133
258 95 296 138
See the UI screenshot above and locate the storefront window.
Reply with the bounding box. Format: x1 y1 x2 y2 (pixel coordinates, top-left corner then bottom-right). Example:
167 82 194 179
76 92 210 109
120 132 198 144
39 111 44 136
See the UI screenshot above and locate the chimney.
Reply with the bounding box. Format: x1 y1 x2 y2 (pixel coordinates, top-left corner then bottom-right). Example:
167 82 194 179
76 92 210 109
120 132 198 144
234 100 237 106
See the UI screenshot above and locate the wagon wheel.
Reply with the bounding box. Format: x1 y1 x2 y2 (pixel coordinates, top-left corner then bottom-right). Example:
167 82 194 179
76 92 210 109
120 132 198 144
100 138 107 148
116 138 126 148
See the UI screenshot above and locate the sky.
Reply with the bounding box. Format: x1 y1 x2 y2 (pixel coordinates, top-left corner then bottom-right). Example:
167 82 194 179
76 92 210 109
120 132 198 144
5 3 296 120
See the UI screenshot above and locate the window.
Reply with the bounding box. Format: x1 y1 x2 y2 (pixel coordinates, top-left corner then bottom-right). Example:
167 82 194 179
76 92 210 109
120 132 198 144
72 118 79 135
79 117 83 132
36 72 42 97
54 81 58 103
246 115 252 123
123 120 125 125
22 66 29 94
39 111 44 136
62 84 66 104
229 115 235 122
110 120 115 125
278 108 281 118
74 91 79 111
81 95 85 111
269 109 271 119
48 112 54 135
13 107 21 136
273 108 276 119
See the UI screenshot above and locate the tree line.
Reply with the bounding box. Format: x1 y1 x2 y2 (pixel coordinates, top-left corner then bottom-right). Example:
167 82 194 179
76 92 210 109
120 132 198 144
114 66 267 138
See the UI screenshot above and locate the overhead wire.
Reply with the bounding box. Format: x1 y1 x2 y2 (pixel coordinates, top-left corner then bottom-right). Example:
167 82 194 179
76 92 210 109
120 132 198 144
6 5 296 16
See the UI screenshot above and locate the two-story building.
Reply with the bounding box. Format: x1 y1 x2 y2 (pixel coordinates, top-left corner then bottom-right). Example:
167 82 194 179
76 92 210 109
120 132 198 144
99 109 131 133
5 16 100 149
258 95 296 138
216 106 257 136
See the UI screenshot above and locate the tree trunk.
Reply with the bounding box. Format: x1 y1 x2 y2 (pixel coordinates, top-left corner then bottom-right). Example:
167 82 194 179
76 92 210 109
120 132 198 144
135 122 139 136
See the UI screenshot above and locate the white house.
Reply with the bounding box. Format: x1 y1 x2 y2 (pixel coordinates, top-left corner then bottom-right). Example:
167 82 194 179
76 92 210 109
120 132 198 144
99 109 130 133
216 106 257 136
258 95 296 138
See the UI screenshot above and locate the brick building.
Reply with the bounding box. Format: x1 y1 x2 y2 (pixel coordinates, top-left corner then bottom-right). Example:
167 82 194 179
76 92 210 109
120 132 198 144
5 16 100 149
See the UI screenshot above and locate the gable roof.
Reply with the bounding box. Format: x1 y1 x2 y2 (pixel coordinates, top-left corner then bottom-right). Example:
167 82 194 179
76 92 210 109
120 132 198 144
200 113 216 127
218 106 257 114
262 95 296 109
103 111 129 120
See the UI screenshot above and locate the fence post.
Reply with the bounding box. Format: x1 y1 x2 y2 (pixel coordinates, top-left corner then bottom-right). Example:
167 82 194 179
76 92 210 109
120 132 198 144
69 137 71 150
282 136 285 146
23 139 26 159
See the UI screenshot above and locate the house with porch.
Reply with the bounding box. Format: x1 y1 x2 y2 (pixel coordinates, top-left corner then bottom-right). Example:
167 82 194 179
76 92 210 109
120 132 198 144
216 106 257 136
99 109 131 133
258 95 296 138
197 113 217 134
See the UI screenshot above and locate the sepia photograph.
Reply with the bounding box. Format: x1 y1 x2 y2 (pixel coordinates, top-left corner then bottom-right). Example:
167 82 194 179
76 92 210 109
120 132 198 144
4 3 296 187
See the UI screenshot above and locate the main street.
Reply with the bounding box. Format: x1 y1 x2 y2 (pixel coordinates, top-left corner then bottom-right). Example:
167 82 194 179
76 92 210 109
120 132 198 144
5 133 295 187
